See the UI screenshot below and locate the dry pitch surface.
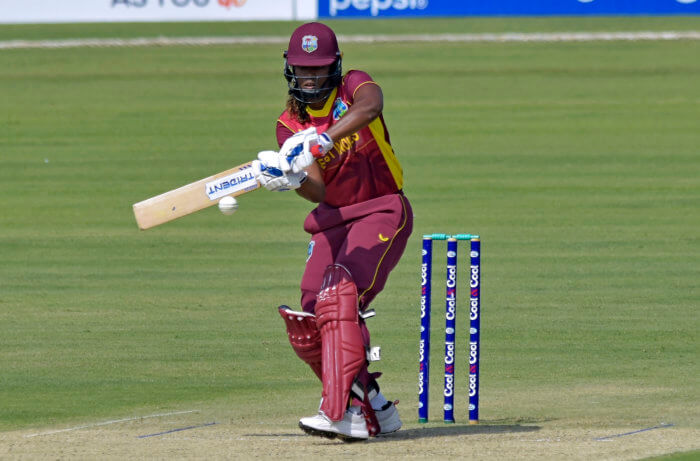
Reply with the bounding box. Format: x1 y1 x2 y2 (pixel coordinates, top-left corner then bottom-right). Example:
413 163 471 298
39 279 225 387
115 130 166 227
2 411 698 460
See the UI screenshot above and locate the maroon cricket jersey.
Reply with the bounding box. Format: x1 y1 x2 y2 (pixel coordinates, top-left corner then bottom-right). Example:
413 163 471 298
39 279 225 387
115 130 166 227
276 70 403 208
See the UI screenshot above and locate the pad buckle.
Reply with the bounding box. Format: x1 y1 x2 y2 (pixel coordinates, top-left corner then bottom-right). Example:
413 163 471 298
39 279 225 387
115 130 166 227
360 309 376 320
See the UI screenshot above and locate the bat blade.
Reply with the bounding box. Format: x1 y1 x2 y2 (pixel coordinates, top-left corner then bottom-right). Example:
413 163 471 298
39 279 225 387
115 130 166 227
132 160 259 230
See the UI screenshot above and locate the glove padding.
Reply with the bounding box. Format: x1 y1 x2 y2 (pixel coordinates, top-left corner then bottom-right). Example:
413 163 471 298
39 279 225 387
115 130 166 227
314 132 334 156
252 151 307 192
279 127 329 174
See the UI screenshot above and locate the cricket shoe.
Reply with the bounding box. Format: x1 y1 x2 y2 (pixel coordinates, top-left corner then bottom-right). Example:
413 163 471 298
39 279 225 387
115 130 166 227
375 400 402 434
299 410 369 442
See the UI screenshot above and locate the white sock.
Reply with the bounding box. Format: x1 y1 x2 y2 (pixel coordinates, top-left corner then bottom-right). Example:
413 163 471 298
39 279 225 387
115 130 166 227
370 391 389 410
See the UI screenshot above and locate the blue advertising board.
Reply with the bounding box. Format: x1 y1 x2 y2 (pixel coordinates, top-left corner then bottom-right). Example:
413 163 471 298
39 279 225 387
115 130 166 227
319 0 700 18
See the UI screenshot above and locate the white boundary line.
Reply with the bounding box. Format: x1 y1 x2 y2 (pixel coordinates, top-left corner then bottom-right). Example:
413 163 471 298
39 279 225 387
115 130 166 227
1 31 699 50
24 410 199 438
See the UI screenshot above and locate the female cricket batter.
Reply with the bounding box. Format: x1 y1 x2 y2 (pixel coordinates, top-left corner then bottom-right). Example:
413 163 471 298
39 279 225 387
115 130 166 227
252 22 413 441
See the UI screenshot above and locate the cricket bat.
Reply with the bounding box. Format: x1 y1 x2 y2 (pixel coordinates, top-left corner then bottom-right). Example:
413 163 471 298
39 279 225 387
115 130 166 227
132 161 259 230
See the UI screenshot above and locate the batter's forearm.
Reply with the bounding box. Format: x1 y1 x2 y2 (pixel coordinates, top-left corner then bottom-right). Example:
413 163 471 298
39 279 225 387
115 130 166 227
324 84 383 144
325 107 377 141
296 164 325 203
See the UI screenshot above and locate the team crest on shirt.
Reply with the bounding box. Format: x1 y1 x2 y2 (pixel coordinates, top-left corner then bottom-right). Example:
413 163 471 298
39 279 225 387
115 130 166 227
302 35 318 53
332 98 348 120
306 240 315 262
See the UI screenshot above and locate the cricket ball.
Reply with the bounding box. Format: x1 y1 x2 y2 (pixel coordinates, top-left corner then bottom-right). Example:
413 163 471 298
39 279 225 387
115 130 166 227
218 196 239 215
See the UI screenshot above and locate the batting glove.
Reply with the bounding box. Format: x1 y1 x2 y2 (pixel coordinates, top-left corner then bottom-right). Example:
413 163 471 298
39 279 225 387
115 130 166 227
279 127 321 174
314 132 334 156
252 151 307 192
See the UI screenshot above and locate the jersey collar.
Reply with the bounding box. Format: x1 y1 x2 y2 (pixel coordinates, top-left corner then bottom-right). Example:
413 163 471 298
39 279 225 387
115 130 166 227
305 88 338 118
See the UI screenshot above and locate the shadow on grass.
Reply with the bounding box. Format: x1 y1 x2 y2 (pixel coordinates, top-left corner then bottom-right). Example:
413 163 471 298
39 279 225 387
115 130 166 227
373 423 541 442
243 422 541 442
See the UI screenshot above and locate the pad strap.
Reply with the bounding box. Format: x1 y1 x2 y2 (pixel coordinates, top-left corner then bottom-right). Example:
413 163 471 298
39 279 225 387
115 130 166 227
278 306 322 380
350 372 382 437
315 265 366 422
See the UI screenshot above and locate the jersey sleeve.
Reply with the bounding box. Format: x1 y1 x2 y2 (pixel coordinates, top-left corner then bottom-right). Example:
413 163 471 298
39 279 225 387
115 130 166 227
343 70 379 104
276 120 295 148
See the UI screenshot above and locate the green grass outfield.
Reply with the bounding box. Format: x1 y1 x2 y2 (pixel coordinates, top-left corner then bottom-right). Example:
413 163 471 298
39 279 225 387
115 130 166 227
1 17 698 457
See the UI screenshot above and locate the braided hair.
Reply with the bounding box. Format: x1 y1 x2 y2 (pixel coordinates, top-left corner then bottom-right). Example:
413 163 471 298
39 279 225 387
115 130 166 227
286 95 310 124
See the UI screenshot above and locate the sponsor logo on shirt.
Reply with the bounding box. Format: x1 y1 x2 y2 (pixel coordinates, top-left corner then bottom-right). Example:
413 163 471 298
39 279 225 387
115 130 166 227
316 132 359 169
